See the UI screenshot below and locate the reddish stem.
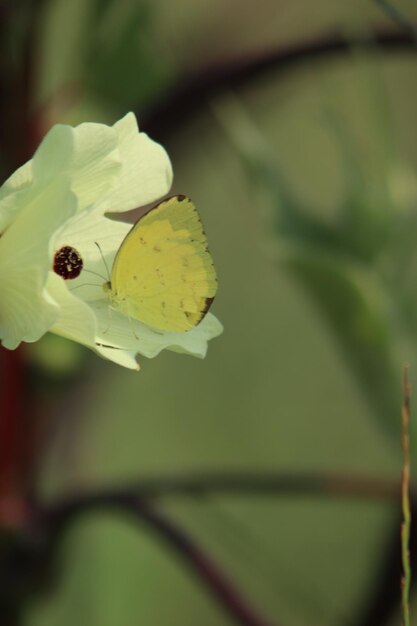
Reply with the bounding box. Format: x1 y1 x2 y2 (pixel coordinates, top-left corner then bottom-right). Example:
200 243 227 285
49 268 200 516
43 493 280 626
0 347 29 526
0 3 44 527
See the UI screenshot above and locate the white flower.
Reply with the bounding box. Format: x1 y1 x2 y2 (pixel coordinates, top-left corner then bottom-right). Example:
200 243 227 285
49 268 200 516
0 113 222 369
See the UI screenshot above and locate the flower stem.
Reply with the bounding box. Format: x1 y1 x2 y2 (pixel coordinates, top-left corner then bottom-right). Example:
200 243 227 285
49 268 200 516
42 493 280 626
401 365 412 626
142 30 415 142
375 0 417 38
0 348 28 523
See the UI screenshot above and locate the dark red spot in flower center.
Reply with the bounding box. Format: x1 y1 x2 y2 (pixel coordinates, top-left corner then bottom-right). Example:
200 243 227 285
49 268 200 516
53 246 83 280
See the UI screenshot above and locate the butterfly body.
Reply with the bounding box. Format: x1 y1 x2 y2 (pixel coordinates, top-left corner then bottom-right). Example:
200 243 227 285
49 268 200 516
103 195 217 332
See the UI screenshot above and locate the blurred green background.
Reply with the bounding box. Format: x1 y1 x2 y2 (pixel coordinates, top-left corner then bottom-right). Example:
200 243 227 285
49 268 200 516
8 0 417 624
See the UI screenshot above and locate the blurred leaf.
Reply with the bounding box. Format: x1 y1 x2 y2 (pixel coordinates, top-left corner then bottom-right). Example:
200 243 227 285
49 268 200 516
85 0 173 111
280 241 400 433
214 89 417 439
374 0 417 38
27 334 87 378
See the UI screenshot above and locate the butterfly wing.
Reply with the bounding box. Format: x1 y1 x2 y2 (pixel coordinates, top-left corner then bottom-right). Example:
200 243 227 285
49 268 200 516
110 195 218 332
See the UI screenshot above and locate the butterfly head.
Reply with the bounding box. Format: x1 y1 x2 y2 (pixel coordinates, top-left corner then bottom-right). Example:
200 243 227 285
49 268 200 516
103 281 112 295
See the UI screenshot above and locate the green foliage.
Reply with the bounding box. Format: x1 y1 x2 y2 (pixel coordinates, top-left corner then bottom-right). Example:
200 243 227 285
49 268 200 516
17 3 417 625
214 87 417 439
84 0 173 111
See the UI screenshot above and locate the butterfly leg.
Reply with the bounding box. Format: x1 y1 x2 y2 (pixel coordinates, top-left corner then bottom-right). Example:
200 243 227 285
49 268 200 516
128 315 140 341
101 303 114 335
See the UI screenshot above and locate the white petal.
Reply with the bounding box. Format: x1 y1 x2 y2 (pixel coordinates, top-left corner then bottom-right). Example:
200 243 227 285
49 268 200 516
90 299 223 359
53 207 131 302
94 344 140 370
95 112 173 214
0 177 77 348
166 313 224 357
1 160 33 192
0 161 34 232
0 112 219 368
32 122 121 211
47 273 139 369
0 270 58 349
46 272 97 346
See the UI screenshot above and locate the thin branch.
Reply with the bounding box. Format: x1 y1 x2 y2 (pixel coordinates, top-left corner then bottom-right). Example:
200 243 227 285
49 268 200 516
37 469 406 626
40 494 280 626
37 472 399 626
44 471 402 505
34 470 404 626
141 30 416 141
375 1 417 38
401 366 412 626
0 349 25 502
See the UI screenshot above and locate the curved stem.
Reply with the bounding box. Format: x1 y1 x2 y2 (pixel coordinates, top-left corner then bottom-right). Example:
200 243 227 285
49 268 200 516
0 2 45 541
375 0 417 38
35 469 404 626
41 493 280 626
45 470 401 504
141 30 416 141
0 348 29 524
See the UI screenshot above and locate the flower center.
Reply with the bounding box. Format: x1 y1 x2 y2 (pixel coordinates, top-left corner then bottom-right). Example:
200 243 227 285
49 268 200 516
53 246 83 280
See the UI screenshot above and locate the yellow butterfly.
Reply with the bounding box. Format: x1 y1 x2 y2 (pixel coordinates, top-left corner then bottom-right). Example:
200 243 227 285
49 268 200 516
103 195 218 332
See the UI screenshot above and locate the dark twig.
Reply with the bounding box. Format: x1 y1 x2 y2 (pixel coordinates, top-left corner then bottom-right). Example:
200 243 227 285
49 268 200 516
354 371 416 626
141 30 416 142
375 1 417 39
354 504 417 626
42 471 403 504
34 470 403 626
40 493 279 626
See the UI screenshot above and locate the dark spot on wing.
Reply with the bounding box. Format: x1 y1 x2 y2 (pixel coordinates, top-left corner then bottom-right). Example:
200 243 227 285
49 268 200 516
156 268 166 285
53 246 83 280
197 296 215 322
177 194 186 202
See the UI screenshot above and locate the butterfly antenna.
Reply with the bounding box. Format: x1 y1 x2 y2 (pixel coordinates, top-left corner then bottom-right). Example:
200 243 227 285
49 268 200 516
69 282 102 291
95 241 111 282
82 268 107 281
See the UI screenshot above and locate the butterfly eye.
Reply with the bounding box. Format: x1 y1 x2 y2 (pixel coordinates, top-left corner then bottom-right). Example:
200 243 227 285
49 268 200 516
53 245 84 280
